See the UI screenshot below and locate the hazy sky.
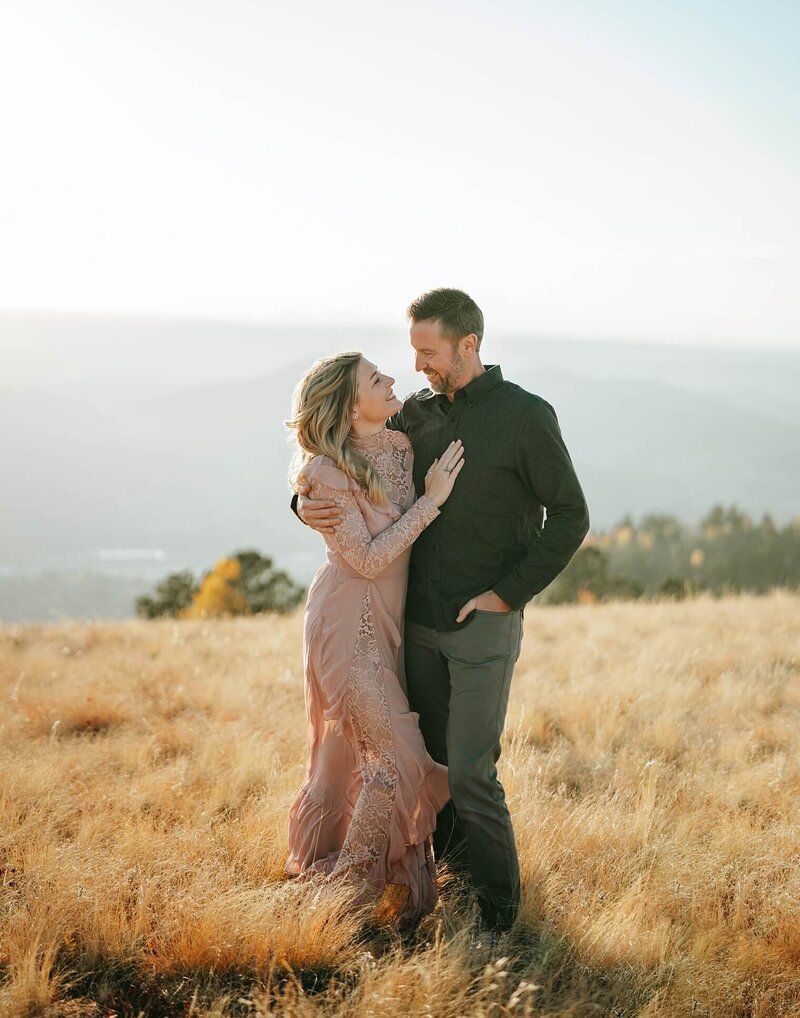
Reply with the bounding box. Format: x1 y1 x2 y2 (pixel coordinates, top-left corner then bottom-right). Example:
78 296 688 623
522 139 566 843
1 0 798 346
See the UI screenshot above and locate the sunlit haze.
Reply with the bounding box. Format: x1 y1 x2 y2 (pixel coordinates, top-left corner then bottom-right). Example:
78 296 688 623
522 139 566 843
1 0 798 346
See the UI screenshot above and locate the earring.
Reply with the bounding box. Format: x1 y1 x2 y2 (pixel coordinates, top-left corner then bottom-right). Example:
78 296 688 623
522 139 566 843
353 411 360 420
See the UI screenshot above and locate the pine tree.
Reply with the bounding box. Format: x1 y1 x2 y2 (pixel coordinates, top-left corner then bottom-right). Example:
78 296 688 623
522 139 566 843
135 570 198 619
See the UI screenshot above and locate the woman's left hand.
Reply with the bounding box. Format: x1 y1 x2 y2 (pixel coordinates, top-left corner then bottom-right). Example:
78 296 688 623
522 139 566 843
456 590 512 623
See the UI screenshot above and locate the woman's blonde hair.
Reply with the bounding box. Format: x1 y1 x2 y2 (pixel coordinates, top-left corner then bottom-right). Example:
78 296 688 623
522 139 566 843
286 351 389 505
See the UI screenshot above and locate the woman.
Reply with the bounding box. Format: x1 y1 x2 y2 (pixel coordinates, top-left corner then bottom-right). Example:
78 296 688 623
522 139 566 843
284 351 465 925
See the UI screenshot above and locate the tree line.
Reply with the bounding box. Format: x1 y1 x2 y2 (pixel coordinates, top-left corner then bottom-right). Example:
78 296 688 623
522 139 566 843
135 550 305 619
541 504 800 604
135 504 799 618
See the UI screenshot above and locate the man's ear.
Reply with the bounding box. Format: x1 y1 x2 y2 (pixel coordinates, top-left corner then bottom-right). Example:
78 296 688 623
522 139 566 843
461 333 479 356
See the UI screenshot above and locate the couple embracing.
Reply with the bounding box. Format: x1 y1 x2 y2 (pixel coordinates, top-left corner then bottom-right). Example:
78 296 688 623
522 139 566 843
284 288 589 947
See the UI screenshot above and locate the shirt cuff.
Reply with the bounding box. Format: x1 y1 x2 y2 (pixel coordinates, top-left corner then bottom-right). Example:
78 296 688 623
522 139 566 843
491 575 531 612
290 492 306 524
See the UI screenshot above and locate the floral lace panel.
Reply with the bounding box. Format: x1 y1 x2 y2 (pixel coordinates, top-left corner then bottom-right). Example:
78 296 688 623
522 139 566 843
311 482 439 580
332 585 397 881
353 434 416 510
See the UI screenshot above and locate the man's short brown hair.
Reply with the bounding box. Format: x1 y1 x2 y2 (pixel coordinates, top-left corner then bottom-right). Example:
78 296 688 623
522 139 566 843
406 288 484 349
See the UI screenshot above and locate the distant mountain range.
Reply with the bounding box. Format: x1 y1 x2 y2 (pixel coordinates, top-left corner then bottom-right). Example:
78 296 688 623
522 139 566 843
1 313 798 621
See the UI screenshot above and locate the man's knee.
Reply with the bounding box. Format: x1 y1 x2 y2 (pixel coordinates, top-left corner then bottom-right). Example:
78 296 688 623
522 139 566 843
448 758 502 816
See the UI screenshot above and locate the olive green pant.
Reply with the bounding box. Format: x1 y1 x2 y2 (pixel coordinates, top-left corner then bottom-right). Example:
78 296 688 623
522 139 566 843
405 609 523 931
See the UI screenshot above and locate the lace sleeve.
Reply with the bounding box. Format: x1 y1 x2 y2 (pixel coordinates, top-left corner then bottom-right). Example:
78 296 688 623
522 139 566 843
309 471 440 580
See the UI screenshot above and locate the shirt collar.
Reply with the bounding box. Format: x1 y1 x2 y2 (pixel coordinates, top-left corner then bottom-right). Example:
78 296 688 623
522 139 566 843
452 364 504 405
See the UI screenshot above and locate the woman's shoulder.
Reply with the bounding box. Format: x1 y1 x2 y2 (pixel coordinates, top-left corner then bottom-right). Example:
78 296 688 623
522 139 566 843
302 455 352 492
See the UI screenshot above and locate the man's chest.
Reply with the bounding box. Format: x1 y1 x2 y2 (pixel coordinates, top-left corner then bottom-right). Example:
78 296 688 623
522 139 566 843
404 401 522 503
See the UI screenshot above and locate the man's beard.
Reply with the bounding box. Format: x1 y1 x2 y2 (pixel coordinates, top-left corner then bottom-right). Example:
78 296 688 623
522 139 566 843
426 351 465 393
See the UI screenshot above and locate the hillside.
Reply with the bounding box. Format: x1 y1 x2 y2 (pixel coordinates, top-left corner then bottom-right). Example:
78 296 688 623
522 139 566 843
1 593 799 1016
2 315 799 620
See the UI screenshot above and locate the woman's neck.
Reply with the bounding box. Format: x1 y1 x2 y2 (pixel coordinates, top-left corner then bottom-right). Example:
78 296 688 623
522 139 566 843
349 421 386 439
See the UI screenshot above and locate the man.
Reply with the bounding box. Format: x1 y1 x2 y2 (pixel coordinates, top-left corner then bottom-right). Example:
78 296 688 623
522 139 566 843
295 288 589 943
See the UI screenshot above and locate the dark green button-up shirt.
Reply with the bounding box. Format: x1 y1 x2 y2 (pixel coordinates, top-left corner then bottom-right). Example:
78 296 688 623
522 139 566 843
387 364 590 631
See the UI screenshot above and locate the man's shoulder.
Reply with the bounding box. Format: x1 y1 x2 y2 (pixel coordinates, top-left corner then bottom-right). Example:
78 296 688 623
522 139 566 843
386 389 434 434
498 380 555 417
402 386 437 407
395 387 438 423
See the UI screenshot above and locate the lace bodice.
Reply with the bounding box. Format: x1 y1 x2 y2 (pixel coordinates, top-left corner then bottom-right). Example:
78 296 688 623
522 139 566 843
348 429 416 508
302 429 440 580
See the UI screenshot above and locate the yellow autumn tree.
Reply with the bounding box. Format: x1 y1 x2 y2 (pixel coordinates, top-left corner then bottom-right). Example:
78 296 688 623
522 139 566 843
689 548 705 568
179 557 250 619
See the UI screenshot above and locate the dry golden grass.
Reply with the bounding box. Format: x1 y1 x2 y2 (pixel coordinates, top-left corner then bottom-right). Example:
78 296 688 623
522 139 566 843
1 591 799 1016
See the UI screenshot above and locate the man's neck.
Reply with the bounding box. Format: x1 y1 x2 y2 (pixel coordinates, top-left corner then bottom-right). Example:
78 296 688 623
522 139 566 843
446 359 486 402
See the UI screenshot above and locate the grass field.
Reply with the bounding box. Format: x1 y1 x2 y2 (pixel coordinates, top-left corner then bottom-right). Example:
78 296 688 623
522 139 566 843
1 592 799 1017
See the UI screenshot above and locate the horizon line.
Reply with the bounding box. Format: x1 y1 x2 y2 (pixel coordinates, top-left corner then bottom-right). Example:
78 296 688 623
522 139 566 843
1 308 798 357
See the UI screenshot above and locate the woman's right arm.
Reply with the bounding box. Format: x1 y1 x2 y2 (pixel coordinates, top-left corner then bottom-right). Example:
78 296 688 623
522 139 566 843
307 443 464 579
314 481 439 579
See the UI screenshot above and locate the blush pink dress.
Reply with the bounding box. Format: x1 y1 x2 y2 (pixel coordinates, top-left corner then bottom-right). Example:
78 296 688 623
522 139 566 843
285 427 450 923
